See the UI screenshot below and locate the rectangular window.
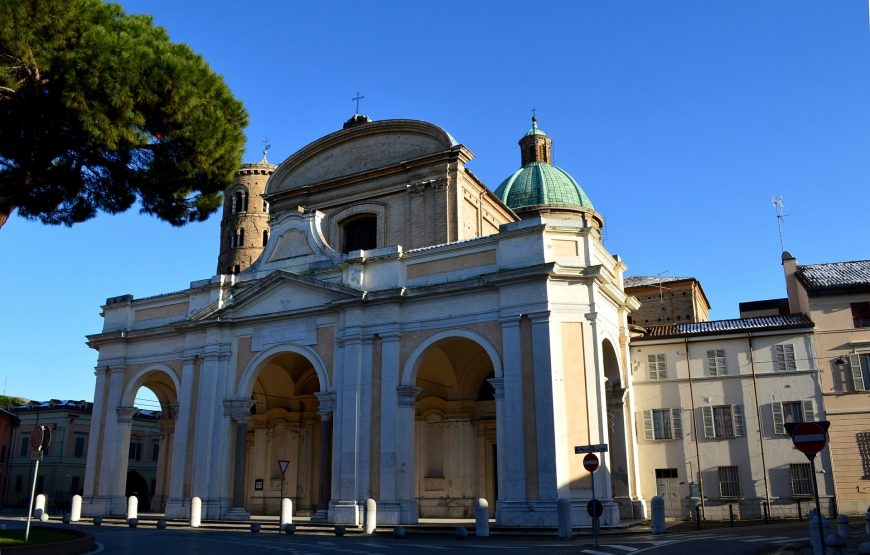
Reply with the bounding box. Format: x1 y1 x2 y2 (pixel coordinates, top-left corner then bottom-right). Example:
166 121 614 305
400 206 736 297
790 463 813 497
74 436 86 458
851 302 870 329
702 405 745 438
19 435 29 457
706 349 727 376
152 441 160 462
848 353 870 392
643 408 682 440
647 354 667 380
773 344 797 372
129 442 141 462
0 444 6 463
70 476 81 494
14 475 22 494
718 465 741 498
772 400 814 434
655 468 678 479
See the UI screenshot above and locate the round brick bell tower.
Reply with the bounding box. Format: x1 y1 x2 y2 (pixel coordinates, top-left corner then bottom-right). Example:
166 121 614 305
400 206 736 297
217 150 277 275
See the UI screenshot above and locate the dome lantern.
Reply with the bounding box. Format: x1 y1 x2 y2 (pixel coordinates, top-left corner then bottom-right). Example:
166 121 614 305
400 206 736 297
494 116 603 227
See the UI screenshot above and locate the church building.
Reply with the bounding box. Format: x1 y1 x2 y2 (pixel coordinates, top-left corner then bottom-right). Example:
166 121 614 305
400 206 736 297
82 114 644 527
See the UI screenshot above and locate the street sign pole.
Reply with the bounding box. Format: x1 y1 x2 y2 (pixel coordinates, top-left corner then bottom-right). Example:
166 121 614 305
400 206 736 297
24 456 40 543
809 453 825 553
784 421 829 554
591 464 599 548
277 460 290 504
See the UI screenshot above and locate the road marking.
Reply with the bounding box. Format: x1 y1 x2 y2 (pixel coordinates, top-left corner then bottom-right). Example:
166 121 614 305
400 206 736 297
608 546 639 552
741 536 790 543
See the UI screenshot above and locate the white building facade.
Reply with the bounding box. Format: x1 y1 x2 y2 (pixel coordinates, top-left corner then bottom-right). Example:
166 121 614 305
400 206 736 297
630 315 835 520
82 117 645 526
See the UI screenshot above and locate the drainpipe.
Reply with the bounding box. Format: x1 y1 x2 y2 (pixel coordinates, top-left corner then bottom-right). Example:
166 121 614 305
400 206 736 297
747 331 772 513
684 337 705 518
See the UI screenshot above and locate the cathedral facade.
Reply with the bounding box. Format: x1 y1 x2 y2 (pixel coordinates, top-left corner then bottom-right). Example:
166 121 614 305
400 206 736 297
82 115 643 526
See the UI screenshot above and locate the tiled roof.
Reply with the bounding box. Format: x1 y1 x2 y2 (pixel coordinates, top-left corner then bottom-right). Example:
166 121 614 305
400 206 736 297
635 313 813 339
624 275 693 288
797 260 870 290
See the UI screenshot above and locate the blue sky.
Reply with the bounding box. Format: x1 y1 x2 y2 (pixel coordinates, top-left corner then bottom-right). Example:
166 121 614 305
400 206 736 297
3 1 869 404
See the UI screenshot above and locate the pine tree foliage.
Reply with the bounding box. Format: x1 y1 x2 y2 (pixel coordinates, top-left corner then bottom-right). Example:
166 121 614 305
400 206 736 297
0 0 248 228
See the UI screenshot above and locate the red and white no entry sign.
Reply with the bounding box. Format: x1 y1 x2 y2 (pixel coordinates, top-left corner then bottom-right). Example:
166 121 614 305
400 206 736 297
791 422 827 455
583 453 599 473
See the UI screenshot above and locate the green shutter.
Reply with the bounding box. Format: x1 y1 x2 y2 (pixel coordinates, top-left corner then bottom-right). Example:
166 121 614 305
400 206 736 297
702 406 715 439
801 400 814 423
784 345 796 371
648 355 657 380
643 410 653 440
732 404 745 437
772 402 785 435
850 354 866 391
773 345 785 372
671 408 682 439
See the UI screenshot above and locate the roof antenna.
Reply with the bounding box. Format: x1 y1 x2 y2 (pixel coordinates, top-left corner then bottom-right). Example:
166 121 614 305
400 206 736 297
772 195 788 253
261 138 271 164
655 270 670 304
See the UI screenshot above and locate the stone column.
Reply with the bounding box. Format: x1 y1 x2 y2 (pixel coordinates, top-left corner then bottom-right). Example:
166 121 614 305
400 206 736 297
357 337 374 502
395 385 421 524
377 332 401 524
224 398 255 520
495 317 528 525
83 366 108 514
529 313 559 503
153 414 176 511
94 366 129 515
165 356 196 518
190 346 230 519
332 334 363 525
312 391 335 522
112 406 138 515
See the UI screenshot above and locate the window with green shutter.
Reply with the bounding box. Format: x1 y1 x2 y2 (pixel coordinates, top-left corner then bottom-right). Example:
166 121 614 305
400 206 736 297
702 405 745 438
849 353 869 392
773 344 797 372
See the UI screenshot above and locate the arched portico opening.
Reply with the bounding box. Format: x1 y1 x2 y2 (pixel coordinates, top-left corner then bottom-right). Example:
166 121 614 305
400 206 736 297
240 350 327 516
412 335 499 518
602 338 631 516
120 367 179 514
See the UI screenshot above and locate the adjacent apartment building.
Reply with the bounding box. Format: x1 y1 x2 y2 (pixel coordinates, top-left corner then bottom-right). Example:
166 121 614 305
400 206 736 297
779 253 870 514
630 314 834 520
5 400 162 513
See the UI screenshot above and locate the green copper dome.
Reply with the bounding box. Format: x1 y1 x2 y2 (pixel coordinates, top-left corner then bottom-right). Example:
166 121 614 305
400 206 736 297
495 162 593 212
495 116 595 215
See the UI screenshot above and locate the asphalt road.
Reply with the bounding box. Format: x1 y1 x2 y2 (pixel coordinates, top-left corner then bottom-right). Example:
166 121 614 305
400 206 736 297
1 518 819 555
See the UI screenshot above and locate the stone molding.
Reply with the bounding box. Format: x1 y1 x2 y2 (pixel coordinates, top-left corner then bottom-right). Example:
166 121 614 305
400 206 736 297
116 406 138 423
396 385 422 407
488 377 505 399
315 392 337 417
223 398 256 423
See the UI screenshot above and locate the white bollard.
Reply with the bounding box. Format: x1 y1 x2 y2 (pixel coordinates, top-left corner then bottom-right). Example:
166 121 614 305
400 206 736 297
34 493 46 518
650 496 666 534
280 498 293 528
364 499 376 535
837 514 849 542
127 495 138 523
190 497 202 528
70 495 82 522
474 498 489 537
557 498 571 539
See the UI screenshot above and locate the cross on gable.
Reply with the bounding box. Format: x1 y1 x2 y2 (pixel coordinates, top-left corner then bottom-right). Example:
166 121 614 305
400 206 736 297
352 91 365 114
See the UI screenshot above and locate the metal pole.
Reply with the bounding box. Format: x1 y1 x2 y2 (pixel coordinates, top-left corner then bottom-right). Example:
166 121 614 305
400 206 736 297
24 458 40 543
280 476 285 510
592 469 599 548
809 455 826 553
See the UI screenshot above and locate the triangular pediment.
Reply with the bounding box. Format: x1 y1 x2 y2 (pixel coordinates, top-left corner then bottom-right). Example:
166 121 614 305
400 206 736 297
204 271 361 321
